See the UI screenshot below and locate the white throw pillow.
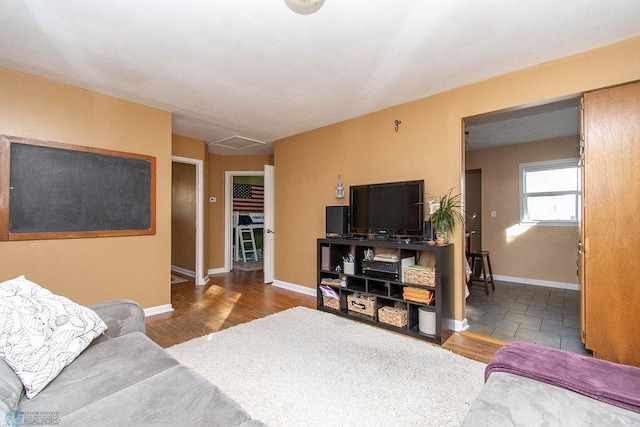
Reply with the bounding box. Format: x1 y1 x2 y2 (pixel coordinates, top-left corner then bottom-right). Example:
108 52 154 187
0 276 107 398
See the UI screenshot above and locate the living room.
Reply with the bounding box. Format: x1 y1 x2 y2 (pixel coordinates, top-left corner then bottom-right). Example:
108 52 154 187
2 2 640 425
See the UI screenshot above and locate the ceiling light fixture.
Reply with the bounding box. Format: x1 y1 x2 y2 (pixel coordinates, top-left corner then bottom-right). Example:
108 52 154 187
284 0 325 15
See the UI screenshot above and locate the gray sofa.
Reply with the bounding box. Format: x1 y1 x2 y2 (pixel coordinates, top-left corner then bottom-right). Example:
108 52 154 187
462 341 640 426
2 299 265 426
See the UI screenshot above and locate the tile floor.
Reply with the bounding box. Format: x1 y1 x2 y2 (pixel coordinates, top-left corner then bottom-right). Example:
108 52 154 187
465 280 591 356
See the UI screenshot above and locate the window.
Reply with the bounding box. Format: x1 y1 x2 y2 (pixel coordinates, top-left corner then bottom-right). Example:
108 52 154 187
520 158 580 225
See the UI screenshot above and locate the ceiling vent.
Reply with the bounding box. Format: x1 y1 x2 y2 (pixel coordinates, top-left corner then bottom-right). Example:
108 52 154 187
209 135 267 151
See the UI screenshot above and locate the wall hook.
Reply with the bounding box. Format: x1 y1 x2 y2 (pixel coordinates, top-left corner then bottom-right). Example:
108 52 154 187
394 120 402 132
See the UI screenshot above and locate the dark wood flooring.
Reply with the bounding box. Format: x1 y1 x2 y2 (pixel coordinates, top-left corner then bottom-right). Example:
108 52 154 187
147 270 502 363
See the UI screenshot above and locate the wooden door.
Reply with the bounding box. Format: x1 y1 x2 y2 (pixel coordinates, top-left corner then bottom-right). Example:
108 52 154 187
579 99 586 344
583 81 640 366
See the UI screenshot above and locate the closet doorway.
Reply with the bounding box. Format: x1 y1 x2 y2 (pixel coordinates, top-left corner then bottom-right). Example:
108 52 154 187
171 156 205 285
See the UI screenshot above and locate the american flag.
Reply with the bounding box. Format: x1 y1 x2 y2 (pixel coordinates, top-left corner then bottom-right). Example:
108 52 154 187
233 184 264 212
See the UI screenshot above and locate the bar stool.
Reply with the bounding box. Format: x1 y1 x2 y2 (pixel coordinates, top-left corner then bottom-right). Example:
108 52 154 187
467 250 495 295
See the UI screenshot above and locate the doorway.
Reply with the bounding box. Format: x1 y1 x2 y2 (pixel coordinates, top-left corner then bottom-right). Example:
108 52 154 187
171 156 206 285
171 162 195 275
462 97 587 354
230 174 265 272
464 169 482 253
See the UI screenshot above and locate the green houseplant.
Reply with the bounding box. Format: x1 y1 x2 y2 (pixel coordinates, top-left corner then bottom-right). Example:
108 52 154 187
427 189 464 244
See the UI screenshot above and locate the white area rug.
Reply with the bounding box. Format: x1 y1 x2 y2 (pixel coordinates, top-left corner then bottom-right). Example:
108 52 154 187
167 307 485 426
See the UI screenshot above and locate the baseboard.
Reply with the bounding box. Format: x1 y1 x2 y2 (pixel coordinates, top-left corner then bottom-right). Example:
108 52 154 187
457 317 470 332
208 267 227 275
446 317 469 332
171 265 195 278
493 274 579 291
272 280 317 297
144 304 173 317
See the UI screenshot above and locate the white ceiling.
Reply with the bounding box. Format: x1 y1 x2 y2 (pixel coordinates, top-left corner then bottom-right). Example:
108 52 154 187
464 97 582 151
1 1 639 155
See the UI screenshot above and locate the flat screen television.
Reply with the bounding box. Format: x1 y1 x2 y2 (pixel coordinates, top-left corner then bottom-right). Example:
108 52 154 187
349 180 424 238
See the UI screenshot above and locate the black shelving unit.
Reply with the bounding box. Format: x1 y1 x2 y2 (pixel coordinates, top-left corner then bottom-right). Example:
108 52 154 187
317 238 454 344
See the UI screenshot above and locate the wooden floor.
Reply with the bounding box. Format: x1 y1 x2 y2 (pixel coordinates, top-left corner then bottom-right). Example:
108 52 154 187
147 270 502 363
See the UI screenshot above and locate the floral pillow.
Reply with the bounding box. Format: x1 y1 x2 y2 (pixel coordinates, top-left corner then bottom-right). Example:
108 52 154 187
0 276 107 398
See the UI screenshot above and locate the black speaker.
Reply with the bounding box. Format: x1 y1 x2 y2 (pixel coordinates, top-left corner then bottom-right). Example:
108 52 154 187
326 206 349 237
423 221 433 241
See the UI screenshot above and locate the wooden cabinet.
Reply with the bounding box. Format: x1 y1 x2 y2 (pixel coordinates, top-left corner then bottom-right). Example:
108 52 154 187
317 238 454 344
581 81 640 366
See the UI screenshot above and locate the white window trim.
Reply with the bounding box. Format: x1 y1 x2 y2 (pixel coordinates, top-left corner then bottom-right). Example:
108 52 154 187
519 158 580 226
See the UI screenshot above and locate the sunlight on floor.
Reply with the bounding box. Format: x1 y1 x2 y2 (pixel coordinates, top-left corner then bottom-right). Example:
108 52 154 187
200 284 242 329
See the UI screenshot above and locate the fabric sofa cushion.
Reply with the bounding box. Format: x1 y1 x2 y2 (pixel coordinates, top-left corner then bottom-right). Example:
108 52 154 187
0 276 107 398
58 365 257 426
19 332 179 415
0 358 24 414
462 371 640 425
20 332 262 426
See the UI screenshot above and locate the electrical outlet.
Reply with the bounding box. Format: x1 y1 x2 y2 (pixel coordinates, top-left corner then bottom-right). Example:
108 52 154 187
491 210 496 218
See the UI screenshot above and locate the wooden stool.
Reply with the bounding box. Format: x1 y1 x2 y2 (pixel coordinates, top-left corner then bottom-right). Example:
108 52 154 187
468 250 495 295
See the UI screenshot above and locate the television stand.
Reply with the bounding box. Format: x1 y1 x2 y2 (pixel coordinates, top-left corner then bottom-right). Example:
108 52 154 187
317 238 454 345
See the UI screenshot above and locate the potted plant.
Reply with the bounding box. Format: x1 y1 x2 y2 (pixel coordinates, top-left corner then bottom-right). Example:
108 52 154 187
427 189 464 245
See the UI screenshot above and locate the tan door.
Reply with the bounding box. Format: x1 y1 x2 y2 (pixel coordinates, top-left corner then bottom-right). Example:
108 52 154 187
583 81 640 365
579 98 586 344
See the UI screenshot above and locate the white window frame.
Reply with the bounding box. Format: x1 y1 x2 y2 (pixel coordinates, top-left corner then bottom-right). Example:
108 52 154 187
519 158 580 226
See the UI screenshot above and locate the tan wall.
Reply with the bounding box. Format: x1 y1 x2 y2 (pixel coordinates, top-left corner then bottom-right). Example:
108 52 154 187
0 67 172 308
171 162 196 271
173 134 206 159
466 136 580 284
274 36 640 322
172 134 210 276
208 154 274 269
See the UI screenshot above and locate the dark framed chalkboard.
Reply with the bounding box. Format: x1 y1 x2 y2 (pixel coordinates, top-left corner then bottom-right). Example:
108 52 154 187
0 135 156 240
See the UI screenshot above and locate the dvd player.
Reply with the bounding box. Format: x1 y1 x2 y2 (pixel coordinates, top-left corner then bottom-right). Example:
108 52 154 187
362 259 400 280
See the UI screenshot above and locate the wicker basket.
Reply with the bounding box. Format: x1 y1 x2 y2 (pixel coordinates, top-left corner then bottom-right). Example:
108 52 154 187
403 287 434 305
404 265 435 286
347 293 376 317
322 296 340 311
377 305 408 328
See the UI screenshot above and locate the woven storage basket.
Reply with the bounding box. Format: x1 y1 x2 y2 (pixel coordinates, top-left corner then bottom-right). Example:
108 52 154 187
347 293 375 317
404 265 435 286
403 287 434 305
377 305 408 328
322 296 340 311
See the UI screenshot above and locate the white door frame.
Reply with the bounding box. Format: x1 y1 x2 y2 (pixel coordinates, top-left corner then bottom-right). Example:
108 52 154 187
172 156 207 286
224 171 265 272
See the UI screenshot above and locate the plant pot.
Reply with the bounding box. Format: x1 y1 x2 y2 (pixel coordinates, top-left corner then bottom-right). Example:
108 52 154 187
435 231 448 245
